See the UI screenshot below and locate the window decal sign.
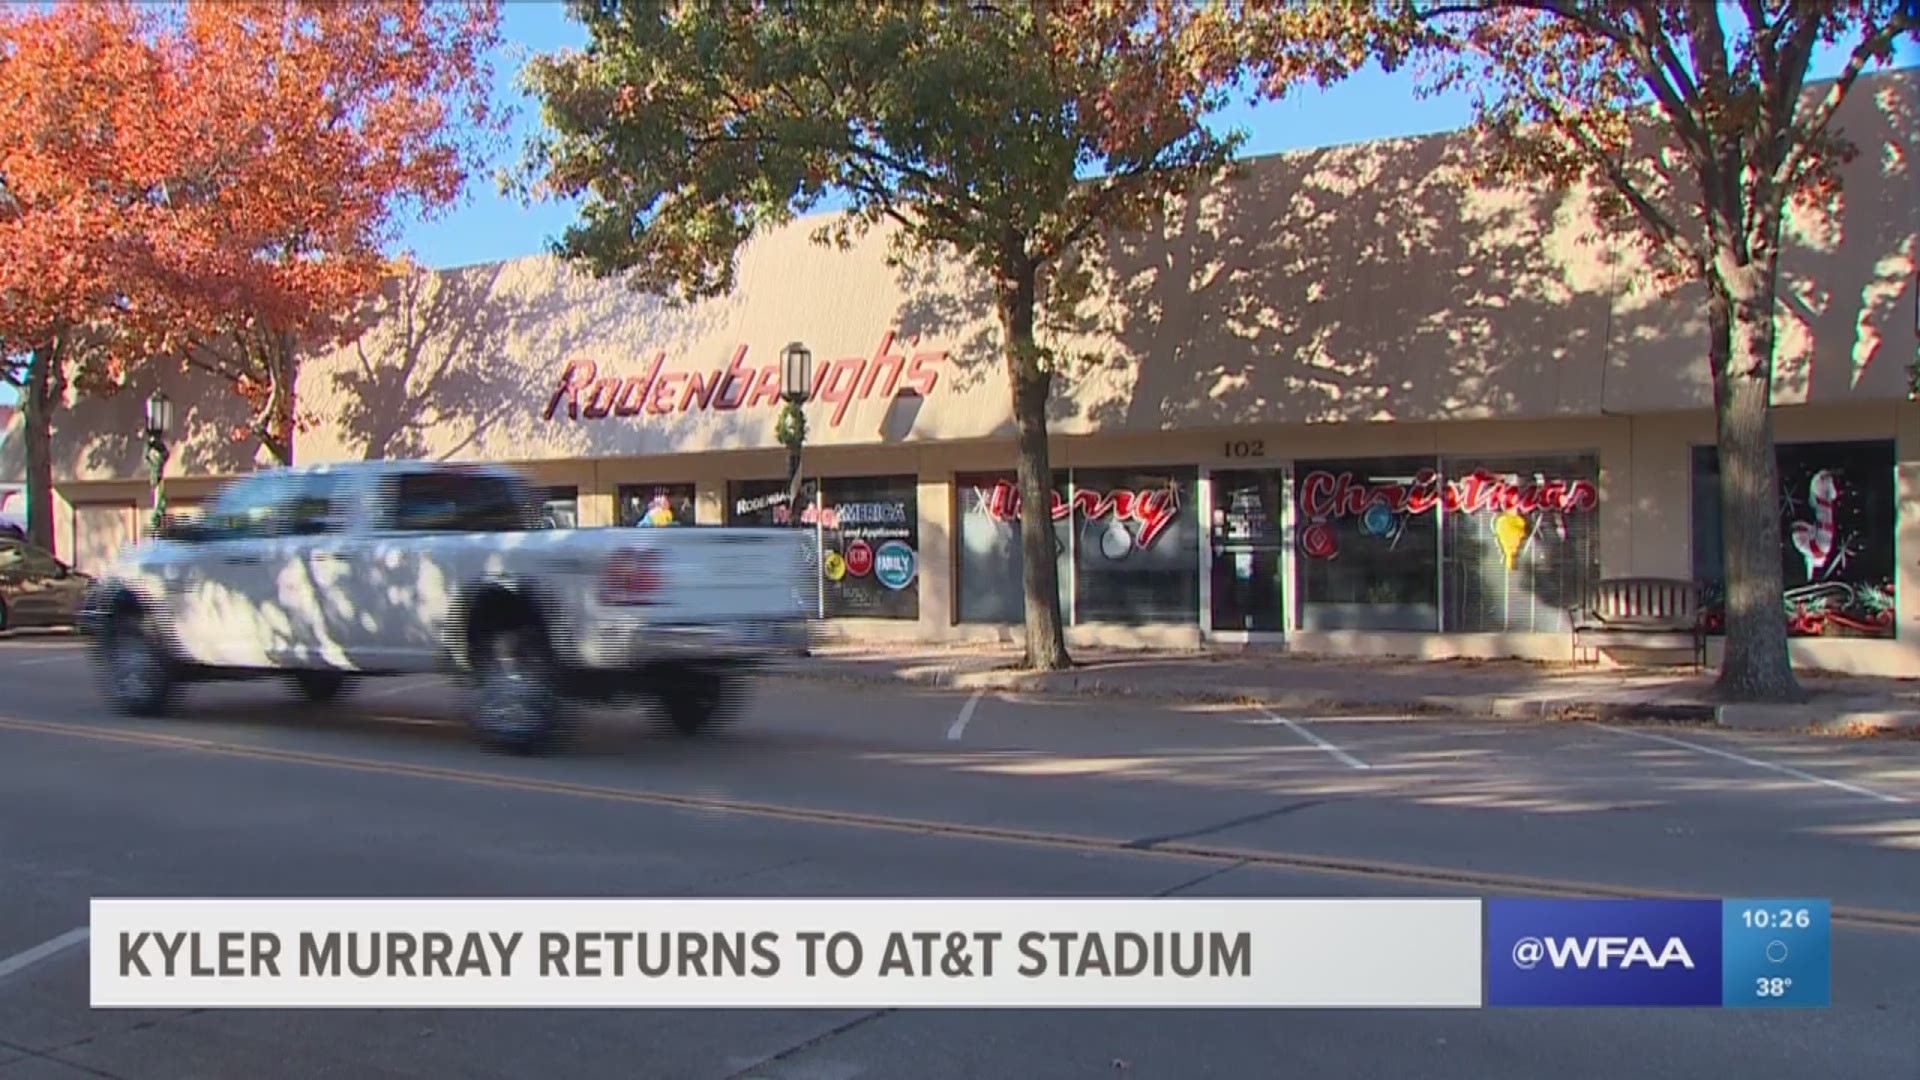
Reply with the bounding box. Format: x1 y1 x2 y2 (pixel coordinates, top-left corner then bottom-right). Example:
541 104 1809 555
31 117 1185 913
845 539 875 578
874 540 918 591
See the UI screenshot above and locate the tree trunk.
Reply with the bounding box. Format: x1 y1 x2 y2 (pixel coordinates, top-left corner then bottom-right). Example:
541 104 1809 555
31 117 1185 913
998 262 1071 672
1710 263 1803 702
257 335 296 467
21 342 57 553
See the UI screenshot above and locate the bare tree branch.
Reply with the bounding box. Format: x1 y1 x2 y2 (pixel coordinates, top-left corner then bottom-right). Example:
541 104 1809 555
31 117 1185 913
1530 84 1702 266
1630 0 1705 106
1777 12 1916 189
183 352 247 386
1508 0 1714 161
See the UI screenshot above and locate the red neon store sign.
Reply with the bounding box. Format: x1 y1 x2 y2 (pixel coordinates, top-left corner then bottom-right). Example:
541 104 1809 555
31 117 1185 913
1300 469 1598 518
544 332 945 429
980 480 1179 549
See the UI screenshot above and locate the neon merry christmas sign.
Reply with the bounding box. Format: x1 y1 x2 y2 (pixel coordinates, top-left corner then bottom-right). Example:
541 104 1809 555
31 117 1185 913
1298 469 1599 519
978 480 1180 550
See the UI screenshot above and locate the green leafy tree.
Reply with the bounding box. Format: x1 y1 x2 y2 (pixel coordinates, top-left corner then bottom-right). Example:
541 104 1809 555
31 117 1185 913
1241 1 1917 700
518 0 1242 671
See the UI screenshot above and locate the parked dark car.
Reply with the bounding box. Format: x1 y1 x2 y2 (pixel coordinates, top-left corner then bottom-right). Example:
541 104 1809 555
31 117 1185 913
0 519 24 542
0 537 91 632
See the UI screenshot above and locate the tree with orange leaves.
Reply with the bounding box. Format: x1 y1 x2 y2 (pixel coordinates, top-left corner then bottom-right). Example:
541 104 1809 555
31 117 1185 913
155 0 503 467
0 2 193 550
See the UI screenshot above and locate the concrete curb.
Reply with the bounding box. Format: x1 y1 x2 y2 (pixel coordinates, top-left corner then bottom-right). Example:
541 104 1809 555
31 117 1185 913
765 661 1920 736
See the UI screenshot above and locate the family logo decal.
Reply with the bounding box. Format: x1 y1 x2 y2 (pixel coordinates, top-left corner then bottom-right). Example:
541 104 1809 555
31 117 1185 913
873 541 917 591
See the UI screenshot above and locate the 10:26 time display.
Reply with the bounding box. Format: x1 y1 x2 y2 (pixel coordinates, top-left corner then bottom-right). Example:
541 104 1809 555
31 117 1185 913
1741 908 1813 930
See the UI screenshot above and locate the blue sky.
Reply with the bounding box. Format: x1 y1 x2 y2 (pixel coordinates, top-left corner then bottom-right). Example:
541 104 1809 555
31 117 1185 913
405 3 1915 271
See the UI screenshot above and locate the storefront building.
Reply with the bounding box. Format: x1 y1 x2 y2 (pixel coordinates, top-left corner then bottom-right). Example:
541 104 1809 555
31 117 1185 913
6 71 1918 673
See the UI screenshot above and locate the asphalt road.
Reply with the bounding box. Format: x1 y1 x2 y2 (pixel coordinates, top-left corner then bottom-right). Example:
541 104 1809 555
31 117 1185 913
0 632 1916 1079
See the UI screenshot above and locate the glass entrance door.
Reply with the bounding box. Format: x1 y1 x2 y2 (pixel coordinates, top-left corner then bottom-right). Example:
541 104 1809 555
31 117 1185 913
1208 469 1285 633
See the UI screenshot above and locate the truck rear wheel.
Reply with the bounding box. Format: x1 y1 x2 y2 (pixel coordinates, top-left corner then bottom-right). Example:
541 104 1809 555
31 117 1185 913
655 664 748 736
291 670 352 704
468 621 567 755
96 607 176 717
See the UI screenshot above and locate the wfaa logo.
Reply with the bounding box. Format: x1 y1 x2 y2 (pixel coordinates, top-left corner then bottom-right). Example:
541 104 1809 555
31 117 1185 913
1487 899 1723 1007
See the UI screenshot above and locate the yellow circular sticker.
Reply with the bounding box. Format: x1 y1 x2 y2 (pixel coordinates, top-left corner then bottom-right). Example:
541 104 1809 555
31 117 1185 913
823 551 848 582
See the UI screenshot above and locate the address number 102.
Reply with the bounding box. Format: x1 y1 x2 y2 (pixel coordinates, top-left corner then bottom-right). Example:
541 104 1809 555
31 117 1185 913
1223 439 1266 459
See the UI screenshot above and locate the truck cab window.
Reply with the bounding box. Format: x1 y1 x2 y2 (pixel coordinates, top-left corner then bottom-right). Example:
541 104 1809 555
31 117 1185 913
199 474 296 541
195 473 343 539
388 472 530 532
282 473 347 536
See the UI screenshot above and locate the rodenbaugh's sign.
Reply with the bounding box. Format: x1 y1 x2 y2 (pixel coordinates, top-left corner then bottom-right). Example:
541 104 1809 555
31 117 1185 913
545 331 947 429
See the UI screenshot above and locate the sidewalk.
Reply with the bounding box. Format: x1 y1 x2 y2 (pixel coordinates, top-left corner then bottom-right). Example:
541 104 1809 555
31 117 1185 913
773 643 1920 736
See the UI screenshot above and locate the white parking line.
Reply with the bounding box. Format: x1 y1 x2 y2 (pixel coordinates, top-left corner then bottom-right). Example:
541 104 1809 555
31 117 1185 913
1253 707 1370 770
0 927 89 982
947 691 986 742
1593 723 1906 805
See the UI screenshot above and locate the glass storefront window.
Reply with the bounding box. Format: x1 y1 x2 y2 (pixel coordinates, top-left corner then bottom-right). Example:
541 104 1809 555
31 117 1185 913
730 477 823 616
819 475 919 620
1294 457 1441 631
954 471 1071 624
1692 440 1897 638
728 478 818 528
618 483 697 527
1070 467 1199 625
1439 454 1601 633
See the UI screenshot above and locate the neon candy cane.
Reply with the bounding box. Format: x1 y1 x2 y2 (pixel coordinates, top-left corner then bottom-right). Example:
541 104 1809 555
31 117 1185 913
1789 470 1838 581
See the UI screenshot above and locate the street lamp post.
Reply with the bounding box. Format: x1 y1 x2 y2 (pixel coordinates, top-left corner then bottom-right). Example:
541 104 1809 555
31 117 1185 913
144 391 174 536
776 341 813 526
776 342 817 654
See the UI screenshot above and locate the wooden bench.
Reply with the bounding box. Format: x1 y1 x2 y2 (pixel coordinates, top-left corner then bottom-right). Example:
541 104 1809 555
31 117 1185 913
1568 577 1706 669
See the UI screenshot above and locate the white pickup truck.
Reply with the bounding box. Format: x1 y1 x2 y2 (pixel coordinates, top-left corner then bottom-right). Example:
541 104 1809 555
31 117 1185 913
78 461 817 753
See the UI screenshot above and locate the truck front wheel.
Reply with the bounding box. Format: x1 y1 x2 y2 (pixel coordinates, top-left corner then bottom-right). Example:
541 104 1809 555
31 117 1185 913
468 622 567 755
95 607 176 717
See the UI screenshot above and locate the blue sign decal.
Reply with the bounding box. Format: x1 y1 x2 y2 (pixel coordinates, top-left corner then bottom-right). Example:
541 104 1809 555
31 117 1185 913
874 540 917 591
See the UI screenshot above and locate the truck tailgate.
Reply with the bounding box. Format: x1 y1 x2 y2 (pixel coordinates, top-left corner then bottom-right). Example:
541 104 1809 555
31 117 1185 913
619 529 816 622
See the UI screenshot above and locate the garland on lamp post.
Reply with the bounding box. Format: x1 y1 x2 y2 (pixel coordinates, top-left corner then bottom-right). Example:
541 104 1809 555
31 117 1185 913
776 397 808 516
145 437 171 535
143 391 174 536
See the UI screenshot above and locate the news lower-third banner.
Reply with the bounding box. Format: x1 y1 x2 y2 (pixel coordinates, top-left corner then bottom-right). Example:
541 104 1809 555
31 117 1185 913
87 896 1830 1010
